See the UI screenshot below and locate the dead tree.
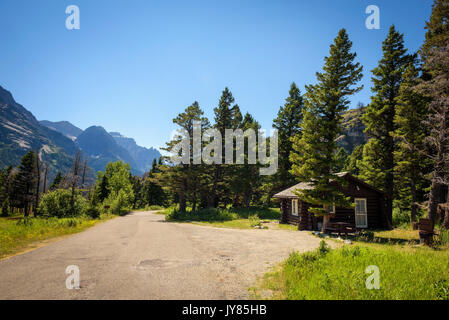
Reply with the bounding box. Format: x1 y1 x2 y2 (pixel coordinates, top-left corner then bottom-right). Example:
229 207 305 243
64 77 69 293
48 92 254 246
34 152 40 216
70 151 82 216
81 157 88 188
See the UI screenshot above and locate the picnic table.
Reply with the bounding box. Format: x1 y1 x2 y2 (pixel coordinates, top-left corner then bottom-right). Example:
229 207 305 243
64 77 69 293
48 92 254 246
325 222 356 236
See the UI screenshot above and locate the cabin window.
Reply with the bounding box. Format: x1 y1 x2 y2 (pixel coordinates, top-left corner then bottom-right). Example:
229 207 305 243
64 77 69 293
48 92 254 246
291 199 299 216
355 198 368 228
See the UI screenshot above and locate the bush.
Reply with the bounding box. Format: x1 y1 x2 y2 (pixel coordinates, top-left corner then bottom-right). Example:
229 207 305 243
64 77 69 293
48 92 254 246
38 189 88 218
164 206 280 222
438 229 449 247
146 205 165 211
106 189 133 215
1 197 10 217
392 207 411 227
86 205 101 219
165 207 237 222
249 214 261 227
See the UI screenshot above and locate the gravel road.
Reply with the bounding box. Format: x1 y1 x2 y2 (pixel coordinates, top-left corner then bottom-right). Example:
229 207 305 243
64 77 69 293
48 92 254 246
0 211 322 300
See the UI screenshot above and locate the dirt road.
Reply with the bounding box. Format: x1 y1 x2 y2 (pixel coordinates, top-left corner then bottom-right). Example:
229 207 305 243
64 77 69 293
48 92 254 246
0 211 322 299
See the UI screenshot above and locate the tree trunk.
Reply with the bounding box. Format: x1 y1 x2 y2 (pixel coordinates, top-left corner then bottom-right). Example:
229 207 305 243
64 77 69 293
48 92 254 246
208 166 219 208
443 190 449 230
321 215 330 233
410 179 417 227
427 178 440 224
43 165 48 194
443 207 449 230
34 156 40 216
179 192 186 212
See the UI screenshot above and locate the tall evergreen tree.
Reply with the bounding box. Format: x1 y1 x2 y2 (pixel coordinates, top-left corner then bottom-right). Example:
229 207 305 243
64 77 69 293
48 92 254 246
359 25 411 225
208 88 241 208
418 0 449 226
421 0 449 63
163 101 210 211
95 174 110 203
272 82 304 190
13 151 38 216
394 61 430 224
229 112 261 207
49 172 63 191
290 29 363 232
343 144 364 176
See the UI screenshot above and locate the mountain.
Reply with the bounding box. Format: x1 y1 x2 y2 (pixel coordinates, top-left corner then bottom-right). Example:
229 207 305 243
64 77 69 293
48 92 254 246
337 105 369 153
0 85 77 179
40 120 83 140
110 132 161 173
76 126 141 175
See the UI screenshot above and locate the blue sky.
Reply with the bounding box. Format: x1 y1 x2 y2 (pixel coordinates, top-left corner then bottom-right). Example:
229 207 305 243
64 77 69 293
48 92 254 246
0 0 433 150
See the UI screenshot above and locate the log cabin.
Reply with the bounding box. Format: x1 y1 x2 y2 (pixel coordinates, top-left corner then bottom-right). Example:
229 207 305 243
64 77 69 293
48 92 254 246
273 172 388 231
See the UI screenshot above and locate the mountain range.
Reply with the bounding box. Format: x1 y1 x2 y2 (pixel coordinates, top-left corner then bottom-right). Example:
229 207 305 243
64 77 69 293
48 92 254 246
0 85 160 180
1 84 366 181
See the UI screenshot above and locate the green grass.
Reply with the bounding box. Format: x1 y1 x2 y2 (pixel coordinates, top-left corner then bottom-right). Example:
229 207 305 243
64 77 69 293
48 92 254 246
252 240 449 300
162 206 282 229
164 206 280 222
0 214 115 259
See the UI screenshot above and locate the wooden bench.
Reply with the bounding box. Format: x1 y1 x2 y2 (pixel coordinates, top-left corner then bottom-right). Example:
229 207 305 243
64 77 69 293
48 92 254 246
418 218 436 245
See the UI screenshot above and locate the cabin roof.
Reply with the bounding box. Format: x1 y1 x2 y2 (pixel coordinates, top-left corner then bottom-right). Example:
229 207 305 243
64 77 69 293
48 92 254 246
273 172 383 199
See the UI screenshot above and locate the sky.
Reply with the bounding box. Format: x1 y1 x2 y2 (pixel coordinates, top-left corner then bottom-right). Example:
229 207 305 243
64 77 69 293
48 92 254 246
0 0 433 150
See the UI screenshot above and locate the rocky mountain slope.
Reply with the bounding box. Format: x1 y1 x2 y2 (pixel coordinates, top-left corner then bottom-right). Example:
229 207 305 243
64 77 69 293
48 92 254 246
110 132 161 173
39 120 83 141
0 85 77 179
337 106 368 153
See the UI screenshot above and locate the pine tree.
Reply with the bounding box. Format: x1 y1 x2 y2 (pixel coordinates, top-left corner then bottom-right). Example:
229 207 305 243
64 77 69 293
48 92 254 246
417 0 449 226
95 174 110 203
421 0 449 63
334 147 350 173
343 144 364 176
290 29 363 232
272 82 304 190
13 151 38 216
229 112 261 207
49 172 63 191
163 101 210 211
208 88 241 208
359 25 411 225
1 196 10 217
394 61 430 225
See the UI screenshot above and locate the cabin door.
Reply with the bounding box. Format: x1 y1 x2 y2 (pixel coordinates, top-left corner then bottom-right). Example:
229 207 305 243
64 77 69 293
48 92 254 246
355 198 368 228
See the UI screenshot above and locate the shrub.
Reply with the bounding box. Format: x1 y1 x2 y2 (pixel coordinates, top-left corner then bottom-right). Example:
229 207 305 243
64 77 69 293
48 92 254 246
438 229 449 247
38 189 88 218
146 205 165 210
16 216 33 226
318 240 330 254
433 280 449 300
1 197 10 217
165 207 237 222
249 214 261 227
106 189 133 215
86 205 101 219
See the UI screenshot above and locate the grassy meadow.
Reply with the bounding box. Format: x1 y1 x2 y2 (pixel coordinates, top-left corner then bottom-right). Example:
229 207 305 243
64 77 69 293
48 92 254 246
162 206 298 230
251 231 449 300
0 214 115 259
